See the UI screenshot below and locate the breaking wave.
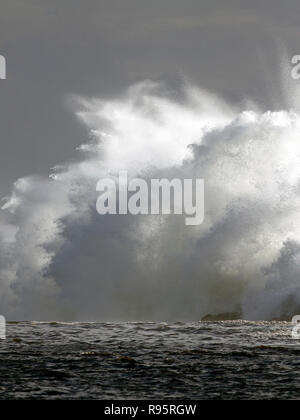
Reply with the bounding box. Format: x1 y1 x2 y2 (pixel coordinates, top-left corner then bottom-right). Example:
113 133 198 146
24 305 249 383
1 80 300 321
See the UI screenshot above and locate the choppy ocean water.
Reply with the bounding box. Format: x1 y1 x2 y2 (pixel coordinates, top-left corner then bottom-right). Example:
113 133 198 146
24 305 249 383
0 321 299 400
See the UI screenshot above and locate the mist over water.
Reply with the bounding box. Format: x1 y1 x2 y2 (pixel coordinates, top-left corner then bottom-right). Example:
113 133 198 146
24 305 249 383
2 79 300 321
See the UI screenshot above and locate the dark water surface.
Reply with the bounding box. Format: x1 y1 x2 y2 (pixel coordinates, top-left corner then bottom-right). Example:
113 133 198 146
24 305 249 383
0 321 299 399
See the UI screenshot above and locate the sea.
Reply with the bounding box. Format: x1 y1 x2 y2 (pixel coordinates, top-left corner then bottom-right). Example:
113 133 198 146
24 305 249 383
0 320 299 400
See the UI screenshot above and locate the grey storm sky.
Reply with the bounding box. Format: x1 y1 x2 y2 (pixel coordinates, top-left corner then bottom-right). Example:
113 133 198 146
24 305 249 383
0 0 300 196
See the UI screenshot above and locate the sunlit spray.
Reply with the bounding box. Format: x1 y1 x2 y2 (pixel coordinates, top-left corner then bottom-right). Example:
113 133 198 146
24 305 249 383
2 80 300 321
